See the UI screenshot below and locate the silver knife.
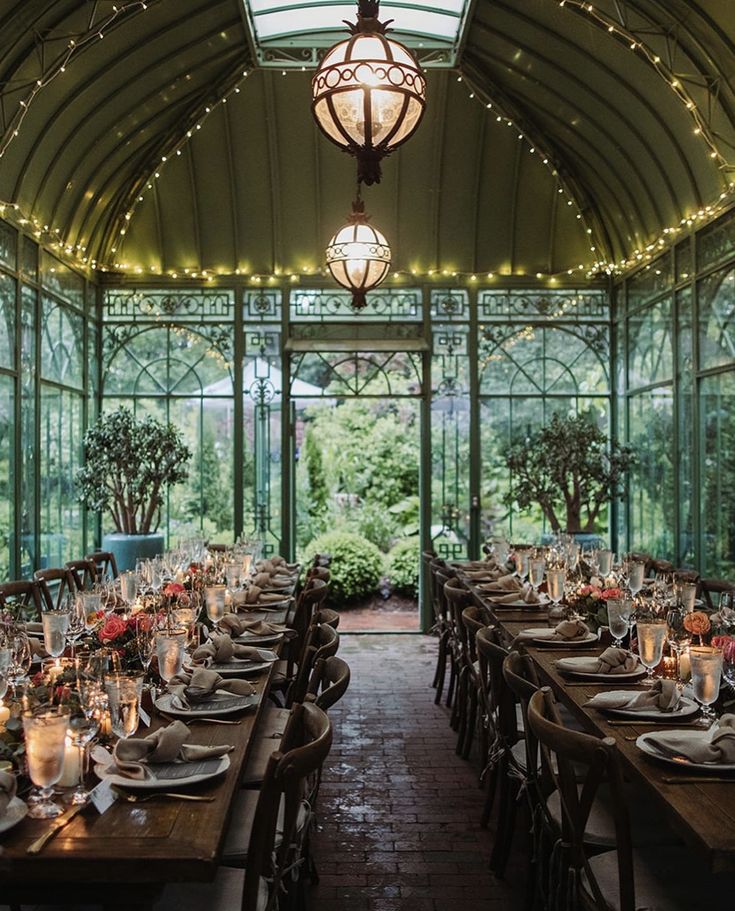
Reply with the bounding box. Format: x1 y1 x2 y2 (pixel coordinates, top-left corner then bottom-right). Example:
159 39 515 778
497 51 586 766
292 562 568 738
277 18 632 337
26 802 88 854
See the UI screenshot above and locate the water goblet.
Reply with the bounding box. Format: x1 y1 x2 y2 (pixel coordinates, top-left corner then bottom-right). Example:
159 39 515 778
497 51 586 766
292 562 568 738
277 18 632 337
23 706 70 818
665 607 692 683
205 584 227 632
678 582 697 613
155 630 187 684
42 609 70 660
636 618 667 686
80 591 103 629
690 646 723 728
7 627 31 688
528 555 546 593
105 673 144 739
65 595 86 658
120 571 139 608
606 598 632 648
224 561 241 592
515 549 530 583
627 560 645 596
67 686 100 805
597 549 613 579
547 567 566 617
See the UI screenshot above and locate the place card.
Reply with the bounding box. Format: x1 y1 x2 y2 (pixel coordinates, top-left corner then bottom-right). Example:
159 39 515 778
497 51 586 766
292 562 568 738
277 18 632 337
90 779 117 815
139 706 152 728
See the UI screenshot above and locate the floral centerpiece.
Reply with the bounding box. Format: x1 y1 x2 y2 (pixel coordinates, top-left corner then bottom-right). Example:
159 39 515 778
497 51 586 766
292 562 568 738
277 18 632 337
566 582 624 631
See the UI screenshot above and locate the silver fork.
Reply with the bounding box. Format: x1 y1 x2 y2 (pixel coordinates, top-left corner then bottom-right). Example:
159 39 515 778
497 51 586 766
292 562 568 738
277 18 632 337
113 789 215 803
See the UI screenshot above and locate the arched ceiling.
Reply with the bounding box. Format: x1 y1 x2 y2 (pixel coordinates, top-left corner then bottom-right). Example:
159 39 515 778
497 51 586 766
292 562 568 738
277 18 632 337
0 0 733 279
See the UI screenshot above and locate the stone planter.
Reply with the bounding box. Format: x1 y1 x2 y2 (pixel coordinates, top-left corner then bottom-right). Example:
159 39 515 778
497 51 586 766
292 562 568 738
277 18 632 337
102 533 164 573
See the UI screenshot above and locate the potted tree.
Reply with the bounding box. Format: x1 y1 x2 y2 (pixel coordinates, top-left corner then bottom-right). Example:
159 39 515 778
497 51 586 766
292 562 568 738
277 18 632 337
503 412 635 541
76 407 192 571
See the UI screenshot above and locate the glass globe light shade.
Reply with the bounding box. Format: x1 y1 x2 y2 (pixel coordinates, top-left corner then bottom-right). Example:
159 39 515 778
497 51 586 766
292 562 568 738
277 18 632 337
312 4 426 185
326 202 391 309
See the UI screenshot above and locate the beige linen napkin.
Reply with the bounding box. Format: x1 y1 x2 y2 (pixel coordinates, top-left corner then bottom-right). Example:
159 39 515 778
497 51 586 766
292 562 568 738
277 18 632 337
0 769 17 817
192 633 277 667
232 586 289 607
112 720 233 780
645 715 735 764
167 667 255 709
484 574 522 592
585 678 681 713
218 614 294 638
490 584 541 606
557 647 640 676
517 620 590 642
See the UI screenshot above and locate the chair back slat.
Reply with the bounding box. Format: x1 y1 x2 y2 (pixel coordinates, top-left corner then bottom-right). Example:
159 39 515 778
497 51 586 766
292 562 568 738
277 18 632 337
306 656 351 711
0 579 44 618
33 567 75 611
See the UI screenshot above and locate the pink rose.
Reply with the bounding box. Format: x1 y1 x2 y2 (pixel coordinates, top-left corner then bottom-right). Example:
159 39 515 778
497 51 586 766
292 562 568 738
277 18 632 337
601 588 623 600
579 585 592 597
712 635 735 662
163 582 185 597
98 615 129 643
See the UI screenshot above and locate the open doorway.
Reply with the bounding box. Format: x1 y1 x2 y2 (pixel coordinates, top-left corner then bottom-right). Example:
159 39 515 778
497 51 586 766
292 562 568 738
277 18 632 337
291 350 422 632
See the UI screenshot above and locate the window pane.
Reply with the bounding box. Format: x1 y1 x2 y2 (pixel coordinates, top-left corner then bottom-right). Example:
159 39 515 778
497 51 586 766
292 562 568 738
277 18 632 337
677 287 694 566
0 374 13 580
697 209 735 273
20 285 37 574
627 253 673 309
700 371 735 577
0 222 17 270
40 387 84 568
698 265 735 371
41 297 84 388
40 252 84 310
627 388 675 557
627 296 673 388
0 272 15 369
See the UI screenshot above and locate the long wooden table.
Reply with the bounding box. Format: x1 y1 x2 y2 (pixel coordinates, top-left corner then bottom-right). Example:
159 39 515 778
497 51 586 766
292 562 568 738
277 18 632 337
464 580 735 874
0 603 292 908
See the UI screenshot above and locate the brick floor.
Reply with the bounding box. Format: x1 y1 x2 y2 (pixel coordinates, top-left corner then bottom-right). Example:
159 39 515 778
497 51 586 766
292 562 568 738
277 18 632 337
310 633 525 911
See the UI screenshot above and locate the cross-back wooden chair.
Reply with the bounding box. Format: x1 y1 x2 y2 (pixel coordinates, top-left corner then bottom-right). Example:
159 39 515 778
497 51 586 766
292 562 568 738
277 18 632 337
460 604 491 760
0 579 44 619
434 565 456 707
701 577 735 611
64 558 98 592
305 655 350 712
86 550 119 582
427 555 450 704
443 578 474 745
526 687 730 911
33 567 76 611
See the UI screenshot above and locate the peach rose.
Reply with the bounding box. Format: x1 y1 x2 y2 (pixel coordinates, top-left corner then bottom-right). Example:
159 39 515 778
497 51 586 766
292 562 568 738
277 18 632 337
163 582 185 597
683 610 711 637
98 614 128 642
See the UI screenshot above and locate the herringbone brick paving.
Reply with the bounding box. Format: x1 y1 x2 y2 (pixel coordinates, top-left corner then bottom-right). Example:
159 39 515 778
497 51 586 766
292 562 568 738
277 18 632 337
310 634 525 911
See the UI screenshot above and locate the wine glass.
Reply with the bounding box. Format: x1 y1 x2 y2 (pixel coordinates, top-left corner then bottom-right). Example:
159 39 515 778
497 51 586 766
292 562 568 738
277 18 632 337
65 595 86 658
606 598 632 648
636 618 667 686
528 555 545 593
690 646 723 728
135 617 156 677
515 550 530 583
224 561 241 593
547 567 566 613
42 609 70 659
119 572 139 612
155 630 187 683
67 683 101 805
23 706 70 818
7 627 32 688
205 585 227 632
597 549 613 578
665 607 692 682
105 673 144 739
627 560 645 596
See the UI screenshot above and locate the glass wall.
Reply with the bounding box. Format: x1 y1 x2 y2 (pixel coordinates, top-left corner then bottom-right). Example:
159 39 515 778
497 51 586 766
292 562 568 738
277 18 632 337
616 207 735 576
0 224 95 579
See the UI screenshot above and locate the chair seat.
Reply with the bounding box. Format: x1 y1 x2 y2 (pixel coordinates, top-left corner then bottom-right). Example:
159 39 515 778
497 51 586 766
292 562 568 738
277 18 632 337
584 846 733 910
547 785 681 849
241 706 290 787
223 788 310 867
154 867 268 911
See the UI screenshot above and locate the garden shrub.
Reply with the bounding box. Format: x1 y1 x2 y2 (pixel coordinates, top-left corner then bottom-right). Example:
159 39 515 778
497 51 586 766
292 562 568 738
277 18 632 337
387 536 420 598
302 531 384 604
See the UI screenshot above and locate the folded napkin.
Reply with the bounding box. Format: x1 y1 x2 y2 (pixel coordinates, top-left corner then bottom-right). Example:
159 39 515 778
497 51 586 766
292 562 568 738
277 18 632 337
112 720 233 780
485 574 522 592
192 633 277 667
0 769 17 817
491 584 542 605
558 647 639 676
30 638 48 658
218 614 295 639
464 568 501 580
167 667 255 709
585 678 682 713
517 619 590 642
645 715 735 764
255 557 288 574
231 586 289 608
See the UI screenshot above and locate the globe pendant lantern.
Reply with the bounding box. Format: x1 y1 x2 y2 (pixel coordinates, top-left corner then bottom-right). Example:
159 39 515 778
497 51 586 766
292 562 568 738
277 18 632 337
326 199 391 310
312 0 426 185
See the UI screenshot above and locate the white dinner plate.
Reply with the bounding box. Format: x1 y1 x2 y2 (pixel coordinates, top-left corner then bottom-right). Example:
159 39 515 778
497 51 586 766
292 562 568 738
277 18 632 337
96 754 230 790
556 655 646 680
0 797 28 835
233 632 283 646
208 660 275 677
522 629 598 648
636 733 735 772
154 691 259 718
601 696 699 721
238 598 291 611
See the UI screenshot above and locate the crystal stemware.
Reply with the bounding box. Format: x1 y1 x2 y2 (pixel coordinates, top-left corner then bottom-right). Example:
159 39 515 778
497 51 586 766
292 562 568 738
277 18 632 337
636 618 667 686
155 630 187 683
42 608 70 659
105 673 144 739
547 567 566 614
690 646 723 728
7 627 31 688
67 684 101 805
205 584 227 632
65 595 86 658
606 598 632 648
528 555 545 593
597 548 613 578
515 549 530 583
665 607 692 683
23 706 70 818
627 560 646 596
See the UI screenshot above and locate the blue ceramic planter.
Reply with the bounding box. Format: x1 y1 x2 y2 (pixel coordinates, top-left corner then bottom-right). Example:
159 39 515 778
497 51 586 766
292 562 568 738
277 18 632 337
102 533 164 572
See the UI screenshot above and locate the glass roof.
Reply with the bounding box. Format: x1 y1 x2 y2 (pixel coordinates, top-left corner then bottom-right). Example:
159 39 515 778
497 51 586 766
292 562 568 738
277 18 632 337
241 1 471 67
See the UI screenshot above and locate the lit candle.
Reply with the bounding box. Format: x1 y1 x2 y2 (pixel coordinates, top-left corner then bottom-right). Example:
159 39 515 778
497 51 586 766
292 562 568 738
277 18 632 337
59 735 81 788
679 648 691 682
0 702 9 726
